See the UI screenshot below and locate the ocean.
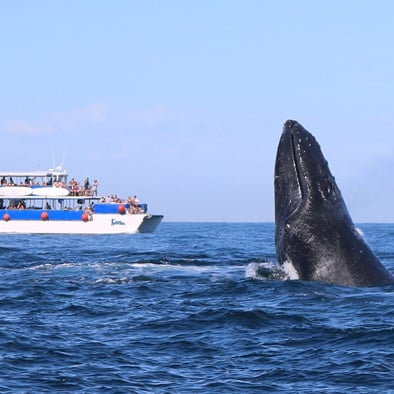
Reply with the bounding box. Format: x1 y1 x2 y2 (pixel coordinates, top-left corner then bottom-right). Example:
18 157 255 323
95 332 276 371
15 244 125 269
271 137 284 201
0 222 393 393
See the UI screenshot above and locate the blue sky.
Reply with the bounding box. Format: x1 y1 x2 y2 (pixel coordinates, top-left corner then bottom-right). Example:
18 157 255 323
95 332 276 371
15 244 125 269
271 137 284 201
1 1 394 222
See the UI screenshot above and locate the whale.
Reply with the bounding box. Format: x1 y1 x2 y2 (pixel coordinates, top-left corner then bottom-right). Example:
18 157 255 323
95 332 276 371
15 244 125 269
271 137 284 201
274 120 394 286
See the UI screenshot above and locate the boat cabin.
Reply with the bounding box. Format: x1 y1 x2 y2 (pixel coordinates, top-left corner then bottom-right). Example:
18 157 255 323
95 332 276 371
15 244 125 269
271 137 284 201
0 167 68 187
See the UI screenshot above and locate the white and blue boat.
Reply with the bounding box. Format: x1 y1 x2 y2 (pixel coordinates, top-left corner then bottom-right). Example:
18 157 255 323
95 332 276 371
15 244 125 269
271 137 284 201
0 167 163 234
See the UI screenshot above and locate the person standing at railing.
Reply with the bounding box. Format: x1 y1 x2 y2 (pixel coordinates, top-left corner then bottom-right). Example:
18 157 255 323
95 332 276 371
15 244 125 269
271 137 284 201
92 179 98 196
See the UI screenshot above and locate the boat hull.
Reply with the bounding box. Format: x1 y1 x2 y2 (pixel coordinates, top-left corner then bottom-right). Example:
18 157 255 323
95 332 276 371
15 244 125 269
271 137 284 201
0 213 163 234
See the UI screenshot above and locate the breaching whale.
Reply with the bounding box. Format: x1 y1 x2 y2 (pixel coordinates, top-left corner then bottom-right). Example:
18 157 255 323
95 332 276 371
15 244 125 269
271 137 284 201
274 120 394 286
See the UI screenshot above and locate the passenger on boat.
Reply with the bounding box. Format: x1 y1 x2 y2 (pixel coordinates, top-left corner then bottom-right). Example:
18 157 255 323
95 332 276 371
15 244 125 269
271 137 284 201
91 179 98 196
112 195 123 203
1 177 6 185
84 206 93 221
82 177 91 196
72 182 81 196
128 195 141 214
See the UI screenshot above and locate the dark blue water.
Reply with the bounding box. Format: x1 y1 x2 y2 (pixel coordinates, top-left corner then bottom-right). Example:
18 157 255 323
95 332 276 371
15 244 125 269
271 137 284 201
0 223 393 393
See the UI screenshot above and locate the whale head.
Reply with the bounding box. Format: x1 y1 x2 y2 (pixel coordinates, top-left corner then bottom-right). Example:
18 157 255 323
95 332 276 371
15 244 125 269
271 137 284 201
273 120 393 285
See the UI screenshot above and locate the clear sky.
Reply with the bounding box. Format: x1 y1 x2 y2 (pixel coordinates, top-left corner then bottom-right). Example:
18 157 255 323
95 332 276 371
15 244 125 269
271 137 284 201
1 1 394 222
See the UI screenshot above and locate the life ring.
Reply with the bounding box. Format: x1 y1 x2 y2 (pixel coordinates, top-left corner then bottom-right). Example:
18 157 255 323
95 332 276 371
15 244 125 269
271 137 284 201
3 213 10 221
41 211 49 221
118 204 126 214
81 212 89 222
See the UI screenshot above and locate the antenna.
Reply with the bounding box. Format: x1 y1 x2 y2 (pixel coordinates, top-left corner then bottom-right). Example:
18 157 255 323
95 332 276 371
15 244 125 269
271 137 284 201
61 150 66 168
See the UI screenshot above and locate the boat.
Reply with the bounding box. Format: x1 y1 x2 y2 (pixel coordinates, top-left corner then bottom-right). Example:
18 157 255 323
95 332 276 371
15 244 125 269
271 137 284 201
0 167 163 234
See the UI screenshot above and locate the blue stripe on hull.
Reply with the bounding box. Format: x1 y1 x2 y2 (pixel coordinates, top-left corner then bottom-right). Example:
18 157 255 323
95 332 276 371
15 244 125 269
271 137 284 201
94 203 147 213
3 210 86 221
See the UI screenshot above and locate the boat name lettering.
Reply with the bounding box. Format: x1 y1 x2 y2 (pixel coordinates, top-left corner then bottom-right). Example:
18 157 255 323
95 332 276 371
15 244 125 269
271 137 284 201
111 219 126 226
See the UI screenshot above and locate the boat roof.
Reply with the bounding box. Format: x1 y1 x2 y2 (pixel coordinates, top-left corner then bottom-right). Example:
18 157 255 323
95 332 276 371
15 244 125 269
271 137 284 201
0 195 100 201
0 168 68 178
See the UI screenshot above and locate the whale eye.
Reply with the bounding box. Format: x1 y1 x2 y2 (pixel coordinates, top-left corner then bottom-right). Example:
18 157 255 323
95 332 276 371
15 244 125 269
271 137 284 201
321 179 338 201
317 178 334 201
326 182 332 195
